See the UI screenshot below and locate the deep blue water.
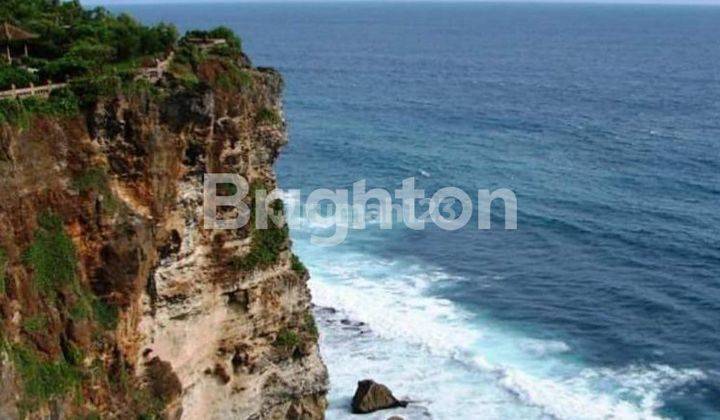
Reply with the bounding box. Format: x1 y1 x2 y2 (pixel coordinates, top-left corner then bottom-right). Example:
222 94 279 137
121 3 720 418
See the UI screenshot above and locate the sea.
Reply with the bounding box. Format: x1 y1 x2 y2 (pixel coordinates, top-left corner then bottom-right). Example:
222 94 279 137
114 2 720 419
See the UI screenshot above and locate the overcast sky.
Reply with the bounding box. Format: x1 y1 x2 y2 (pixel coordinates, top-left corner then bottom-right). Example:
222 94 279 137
82 0 720 5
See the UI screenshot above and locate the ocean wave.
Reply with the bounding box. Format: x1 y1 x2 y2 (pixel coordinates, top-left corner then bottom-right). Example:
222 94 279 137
304 248 705 420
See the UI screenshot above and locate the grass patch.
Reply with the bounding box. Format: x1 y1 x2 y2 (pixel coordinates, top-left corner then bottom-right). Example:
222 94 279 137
231 219 288 272
24 212 77 295
167 61 199 88
69 75 122 109
92 299 119 330
290 254 308 277
231 195 288 272
0 88 79 128
8 343 81 409
0 65 37 90
69 298 91 321
22 315 48 334
69 288 118 331
273 328 299 351
303 312 319 340
255 107 281 126
72 167 108 194
72 167 119 214
215 62 252 91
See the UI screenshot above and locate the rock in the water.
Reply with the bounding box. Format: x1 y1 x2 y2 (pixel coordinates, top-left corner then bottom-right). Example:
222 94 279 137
351 380 408 414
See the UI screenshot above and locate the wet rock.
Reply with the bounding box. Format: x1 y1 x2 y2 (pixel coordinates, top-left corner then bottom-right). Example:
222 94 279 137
351 380 408 414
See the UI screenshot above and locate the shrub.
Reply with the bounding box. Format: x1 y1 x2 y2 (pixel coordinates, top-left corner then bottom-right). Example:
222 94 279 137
67 40 116 64
123 78 162 100
273 328 299 351
0 65 38 90
0 88 79 127
69 75 121 107
231 219 288 272
39 56 93 82
69 288 118 330
1 0 179 79
46 88 80 116
209 44 241 59
92 299 118 330
214 62 252 91
207 27 242 51
167 61 199 88
22 315 48 333
24 212 77 294
9 343 81 408
142 23 178 55
72 167 108 193
0 99 27 127
255 107 281 126
230 192 288 272
303 312 319 340
290 254 307 277
174 43 205 71
69 299 91 321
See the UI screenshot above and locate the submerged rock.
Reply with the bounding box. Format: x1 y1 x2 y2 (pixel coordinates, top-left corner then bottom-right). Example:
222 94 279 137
351 380 408 414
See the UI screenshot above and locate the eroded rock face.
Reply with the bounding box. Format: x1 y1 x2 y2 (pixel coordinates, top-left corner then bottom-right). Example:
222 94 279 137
0 55 327 418
351 380 408 414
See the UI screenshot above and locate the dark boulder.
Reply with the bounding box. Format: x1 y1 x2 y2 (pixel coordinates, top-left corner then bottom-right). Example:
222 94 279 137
351 380 408 414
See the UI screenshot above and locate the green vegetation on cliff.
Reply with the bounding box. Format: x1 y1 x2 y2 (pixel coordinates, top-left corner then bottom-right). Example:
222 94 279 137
256 107 282 126
25 212 77 295
231 196 289 272
0 87 78 126
21 314 47 333
0 0 249 128
274 328 300 351
0 0 177 88
291 253 308 276
7 341 81 411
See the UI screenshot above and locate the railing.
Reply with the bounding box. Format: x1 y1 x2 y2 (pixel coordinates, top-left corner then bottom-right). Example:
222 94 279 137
0 52 175 100
0 82 68 100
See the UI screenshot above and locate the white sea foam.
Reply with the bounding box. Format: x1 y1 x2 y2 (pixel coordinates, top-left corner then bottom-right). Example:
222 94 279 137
296 242 704 420
519 339 571 357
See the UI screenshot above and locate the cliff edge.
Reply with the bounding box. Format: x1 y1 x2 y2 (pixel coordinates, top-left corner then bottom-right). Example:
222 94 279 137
0 36 328 419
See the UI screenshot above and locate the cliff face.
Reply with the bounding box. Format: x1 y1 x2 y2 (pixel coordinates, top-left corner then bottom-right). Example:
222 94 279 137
0 55 327 419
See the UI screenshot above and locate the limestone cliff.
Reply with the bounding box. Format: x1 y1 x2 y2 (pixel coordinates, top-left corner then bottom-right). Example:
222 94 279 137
0 51 327 418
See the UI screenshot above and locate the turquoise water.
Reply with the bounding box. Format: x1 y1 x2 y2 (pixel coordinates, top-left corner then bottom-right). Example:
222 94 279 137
123 3 720 418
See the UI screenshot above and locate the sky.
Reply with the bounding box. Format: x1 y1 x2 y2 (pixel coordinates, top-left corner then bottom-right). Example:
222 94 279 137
83 0 720 5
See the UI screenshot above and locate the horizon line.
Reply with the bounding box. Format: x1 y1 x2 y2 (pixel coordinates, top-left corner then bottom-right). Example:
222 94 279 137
82 0 720 6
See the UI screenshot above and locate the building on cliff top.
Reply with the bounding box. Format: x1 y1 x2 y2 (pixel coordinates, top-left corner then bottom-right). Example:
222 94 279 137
185 37 227 50
0 22 39 63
